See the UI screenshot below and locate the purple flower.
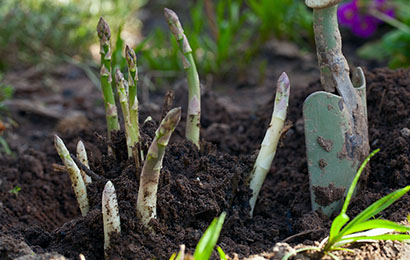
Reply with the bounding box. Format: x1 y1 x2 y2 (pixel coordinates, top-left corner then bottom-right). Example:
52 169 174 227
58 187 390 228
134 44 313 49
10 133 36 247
338 0 359 27
351 15 378 37
337 0 396 38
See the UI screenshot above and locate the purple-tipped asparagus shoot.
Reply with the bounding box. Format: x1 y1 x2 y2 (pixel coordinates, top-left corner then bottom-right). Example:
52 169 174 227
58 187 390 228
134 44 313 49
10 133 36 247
137 107 182 228
164 8 201 149
248 73 290 217
54 135 89 216
102 181 121 254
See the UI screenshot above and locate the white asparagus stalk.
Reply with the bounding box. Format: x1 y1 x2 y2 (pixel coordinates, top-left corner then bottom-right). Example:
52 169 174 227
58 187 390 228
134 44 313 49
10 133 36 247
144 116 153 124
137 107 181 228
76 140 92 185
249 72 290 217
177 244 186 260
54 135 89 216
102 180 121 254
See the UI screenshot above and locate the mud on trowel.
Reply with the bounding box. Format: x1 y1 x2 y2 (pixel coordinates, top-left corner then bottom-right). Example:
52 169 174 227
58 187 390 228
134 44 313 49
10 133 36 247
303 0 370 216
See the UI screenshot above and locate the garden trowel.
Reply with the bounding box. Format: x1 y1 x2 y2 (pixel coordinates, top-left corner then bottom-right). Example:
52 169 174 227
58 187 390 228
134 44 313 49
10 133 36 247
304 0 370 216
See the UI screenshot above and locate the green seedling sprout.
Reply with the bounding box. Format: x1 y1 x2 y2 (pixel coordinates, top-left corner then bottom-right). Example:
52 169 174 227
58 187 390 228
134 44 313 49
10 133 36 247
8 186 21 196
0 136 12 155
164 8 201 149
169 245 186 260
194 212 226 260
283 149 410 260
137 107 181 228
102 180 121 257
54 135 89 216
97 17 120 141
76 140 92 185
114 69 140 161
169 212 227 260
248 72 290 217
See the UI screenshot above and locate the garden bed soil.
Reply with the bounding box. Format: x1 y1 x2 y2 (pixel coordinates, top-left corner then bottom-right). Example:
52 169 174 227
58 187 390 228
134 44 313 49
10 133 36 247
0 65 409 260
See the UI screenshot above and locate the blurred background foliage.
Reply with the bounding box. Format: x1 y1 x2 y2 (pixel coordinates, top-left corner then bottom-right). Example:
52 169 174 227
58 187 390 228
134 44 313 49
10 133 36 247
356 0 410 68
0 0 144 71
136 0 314 77
0 0 408 78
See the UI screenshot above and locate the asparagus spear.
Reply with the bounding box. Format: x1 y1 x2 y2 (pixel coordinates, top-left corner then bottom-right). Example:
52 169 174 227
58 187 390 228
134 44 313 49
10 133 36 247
114 69 139 160
164 8 201 148
76 140 92 185
102 181 121 254
97 17 120 140
54 135 89 216
125 45 141 148
248 73 290 217
137 107 181 227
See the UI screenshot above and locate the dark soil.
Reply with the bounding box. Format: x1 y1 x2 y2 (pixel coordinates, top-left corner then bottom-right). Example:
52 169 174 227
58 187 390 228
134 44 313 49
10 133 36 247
0 65 409 260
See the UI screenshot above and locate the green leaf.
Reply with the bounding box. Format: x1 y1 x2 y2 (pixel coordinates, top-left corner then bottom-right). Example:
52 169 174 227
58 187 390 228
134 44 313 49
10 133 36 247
169 253 176 260
341 219 410 236
194 212 226 260
328 213 349 244
335 234 410 247
8 185 21 195
217 246 227 260
0 136 12 155
341 149 380 214
341 185 410 236
357 41 387 61
327 252 340 260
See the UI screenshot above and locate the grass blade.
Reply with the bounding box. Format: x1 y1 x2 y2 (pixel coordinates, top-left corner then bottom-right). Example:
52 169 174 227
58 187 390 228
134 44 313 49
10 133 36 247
217 246 227 260
0 136 12 155
341 149 380 214
335 234 410 247
341 219 410 236
341 185 410 236
194 212 226 260
328 213 349 244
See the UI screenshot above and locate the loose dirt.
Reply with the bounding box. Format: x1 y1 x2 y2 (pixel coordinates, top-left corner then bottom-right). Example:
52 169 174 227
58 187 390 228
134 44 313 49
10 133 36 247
0 66 409 259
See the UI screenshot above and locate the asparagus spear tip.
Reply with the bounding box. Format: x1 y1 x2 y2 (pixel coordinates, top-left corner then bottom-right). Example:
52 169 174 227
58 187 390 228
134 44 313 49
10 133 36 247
54 135 89 216
76 140 92 185
248 73 290 216
102 180 121 252
164 9 201 148
137 107 181 228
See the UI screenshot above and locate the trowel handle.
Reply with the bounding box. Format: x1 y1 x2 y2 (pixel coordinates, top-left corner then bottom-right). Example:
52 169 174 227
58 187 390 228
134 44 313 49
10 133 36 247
311 5 357 115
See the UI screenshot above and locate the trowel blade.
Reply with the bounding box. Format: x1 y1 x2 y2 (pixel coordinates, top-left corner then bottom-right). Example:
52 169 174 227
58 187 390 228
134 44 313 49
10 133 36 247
303 91 358 216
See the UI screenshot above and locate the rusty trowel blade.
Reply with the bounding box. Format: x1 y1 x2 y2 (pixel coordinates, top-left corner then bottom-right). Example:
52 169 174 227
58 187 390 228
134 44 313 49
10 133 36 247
303 91 359 216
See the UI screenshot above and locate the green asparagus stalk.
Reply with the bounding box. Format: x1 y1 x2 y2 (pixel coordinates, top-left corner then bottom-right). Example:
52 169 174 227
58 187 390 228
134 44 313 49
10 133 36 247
125 45 141 145
102 181 121 254
97 17 120 140
164 8 201 148
54 135 89 216
248 73 290 217
137 107 181 227
114 69 139 159
76 140 92 185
